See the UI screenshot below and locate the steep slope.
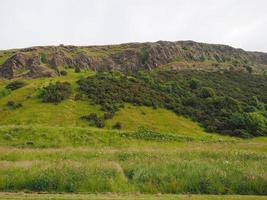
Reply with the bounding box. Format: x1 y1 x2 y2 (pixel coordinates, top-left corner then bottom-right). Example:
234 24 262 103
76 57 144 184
0 69 210 138
0 41 267 79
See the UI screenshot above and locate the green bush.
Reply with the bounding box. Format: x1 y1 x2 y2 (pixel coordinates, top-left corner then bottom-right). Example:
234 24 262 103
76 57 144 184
75 67 81 73
244 112 267 136
81 113 98 122
199 87 215 98
103 112 115 120
6 80 27 90
189 78 201 89
40 52 48 64
78 70 267 137
6 101 23 109
60 70 68 76
113 122 122 129
74 93 83 101
41 82 71 103
81 113 105 128
95 118 105 128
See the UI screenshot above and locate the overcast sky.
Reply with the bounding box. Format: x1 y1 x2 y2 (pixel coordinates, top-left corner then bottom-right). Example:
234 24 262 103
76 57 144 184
1 0 267 52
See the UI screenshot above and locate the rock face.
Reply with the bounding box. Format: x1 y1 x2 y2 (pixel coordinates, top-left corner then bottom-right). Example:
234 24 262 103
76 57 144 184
0 53 56 78
0 40 267 79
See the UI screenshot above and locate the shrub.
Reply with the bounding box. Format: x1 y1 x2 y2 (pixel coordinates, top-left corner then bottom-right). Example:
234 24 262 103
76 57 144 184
250 96 265 111
244 65 253 73
189 78 201 89
113 122 122 129
103 112 115 120
81 113 98 122
41 82 71 103
74 93 83 101
81 113 105 128
140 48 149 64
244 112 267 136
40 52 48 64
95 118 105 128
199 87 215 98
78 70 267 137
6 80 26 90
75 67 81 73
6 101 23 109
60 70 68 76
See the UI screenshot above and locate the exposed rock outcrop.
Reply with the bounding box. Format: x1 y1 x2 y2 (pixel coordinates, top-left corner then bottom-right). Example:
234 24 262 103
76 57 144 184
0 40 267 79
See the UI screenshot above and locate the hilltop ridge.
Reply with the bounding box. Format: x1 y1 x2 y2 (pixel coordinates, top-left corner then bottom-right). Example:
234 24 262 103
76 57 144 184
0 40 267 79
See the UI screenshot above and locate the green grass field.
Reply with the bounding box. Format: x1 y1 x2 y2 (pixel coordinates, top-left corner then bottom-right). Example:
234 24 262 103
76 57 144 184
0 70 266 199
0 193 267 200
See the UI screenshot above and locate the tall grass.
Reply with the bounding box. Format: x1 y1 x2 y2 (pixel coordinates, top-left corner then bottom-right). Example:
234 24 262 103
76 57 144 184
0 147 266 194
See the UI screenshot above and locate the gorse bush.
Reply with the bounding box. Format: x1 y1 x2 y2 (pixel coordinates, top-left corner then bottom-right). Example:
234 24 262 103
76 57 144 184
199 87 215 98
60 70 68 76
40 82 71 103
78 70 267 137
189 78 201 89
6 101 22 109
5 80 26 90
113 122 122 129
81 113 106 128
75 67 81 73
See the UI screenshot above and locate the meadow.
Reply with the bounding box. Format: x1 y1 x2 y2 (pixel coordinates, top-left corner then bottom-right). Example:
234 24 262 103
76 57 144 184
0 69 266 199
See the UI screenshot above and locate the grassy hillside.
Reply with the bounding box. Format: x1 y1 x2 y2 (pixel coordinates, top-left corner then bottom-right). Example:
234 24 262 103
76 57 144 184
0 69 98 126
0 69 266 198
0 69 213 138
78 70 267 137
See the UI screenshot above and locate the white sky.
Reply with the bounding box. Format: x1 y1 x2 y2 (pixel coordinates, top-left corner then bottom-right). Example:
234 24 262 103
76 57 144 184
1 0 267 52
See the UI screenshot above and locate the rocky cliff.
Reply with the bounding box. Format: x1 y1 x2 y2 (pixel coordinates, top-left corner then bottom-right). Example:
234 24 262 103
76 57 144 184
0 41 267 79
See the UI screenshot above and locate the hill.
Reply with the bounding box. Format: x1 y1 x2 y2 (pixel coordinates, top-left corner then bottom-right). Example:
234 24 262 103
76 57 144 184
0 42 266 198
0 41 267 79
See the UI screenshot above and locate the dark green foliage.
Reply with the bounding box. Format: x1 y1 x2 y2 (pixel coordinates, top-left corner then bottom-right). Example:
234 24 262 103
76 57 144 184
113 122 122 129
189 78 201 89
40 82 71 103
81 113 105 128
6 101 22 109
74 93 83 101
81 113 98 121
244 65 253 73
75 67 81 73
95 118 105 128
60 70 68 76
199 87 215 98
40 52 48 64
140 48 149 64
78 70 267 137
6 80 26 90
103 112 115 120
